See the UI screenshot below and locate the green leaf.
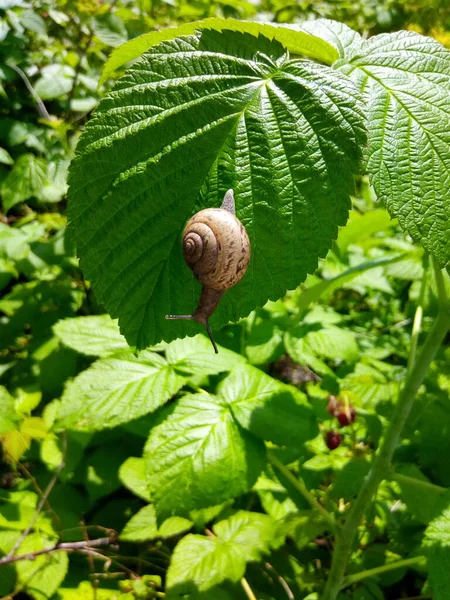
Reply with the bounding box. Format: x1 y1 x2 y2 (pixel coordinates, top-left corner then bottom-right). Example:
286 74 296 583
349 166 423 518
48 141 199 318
15 533 69 600
166 334 246 375
119 456 151 502
144 393 266 521
34 65 74 100
0 147 13 165
166 534 245 594
92 13 128 47
334 26 450 266
218 365 318 446
212 510 276 560
20 9 47 34
0 490 53 534
423 501 450 600
393 466 449 524
285 323 359 364
85 444 132 501
68 29 365 349
100 17 339 84
53 314 129 357
120 504 192 542
166 511 275 593
330 458 370 501
1 153 47 212
58 349 187 431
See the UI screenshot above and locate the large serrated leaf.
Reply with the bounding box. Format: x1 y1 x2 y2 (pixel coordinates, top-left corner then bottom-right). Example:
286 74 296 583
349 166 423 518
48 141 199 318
423 501 450 600
144 393 266 521
100 17 339 83
328 23 450 266
68 29 365 349
58 349 186 431
166 511 275 594
218 364 318 446
53 314 128 357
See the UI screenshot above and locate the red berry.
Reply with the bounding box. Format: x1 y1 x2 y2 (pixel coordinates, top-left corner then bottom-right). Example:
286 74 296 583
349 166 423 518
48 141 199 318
337 406 356 427
325 431 341 450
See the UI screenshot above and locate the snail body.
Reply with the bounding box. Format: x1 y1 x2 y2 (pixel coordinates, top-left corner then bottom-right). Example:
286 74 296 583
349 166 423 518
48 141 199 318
166 189 251 353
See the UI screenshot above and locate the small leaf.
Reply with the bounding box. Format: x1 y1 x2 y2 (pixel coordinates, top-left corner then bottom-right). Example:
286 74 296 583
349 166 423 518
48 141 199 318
218 365 318 446
166 534 246 594
144 393 266 521
285 323 359 364
120 504 192 542
34 65 74 100
92 12 128 47
1 429 31 462
212 510 276 561
16 533 69 600
20 416 47 439
1 153 47 212
0 147 13 165
166 511 275 594
20 9 47 34
166 334 246 375
53 314 129 357
119 456 151 502
58 349 187 431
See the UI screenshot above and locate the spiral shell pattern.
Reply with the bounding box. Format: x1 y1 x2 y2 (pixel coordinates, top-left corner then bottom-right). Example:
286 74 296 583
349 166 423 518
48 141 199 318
182 207 251 291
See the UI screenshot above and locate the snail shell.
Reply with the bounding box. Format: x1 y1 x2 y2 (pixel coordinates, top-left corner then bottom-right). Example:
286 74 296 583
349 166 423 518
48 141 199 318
182 207 251 290
166 189 251 353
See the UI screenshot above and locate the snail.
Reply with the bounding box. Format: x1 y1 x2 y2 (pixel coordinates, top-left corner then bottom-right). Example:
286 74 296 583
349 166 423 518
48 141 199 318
166 189 251 353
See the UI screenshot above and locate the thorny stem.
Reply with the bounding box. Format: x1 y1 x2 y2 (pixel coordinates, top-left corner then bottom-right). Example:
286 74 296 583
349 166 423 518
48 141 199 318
268 451 337 533
322 262 449 600
0 538 113 566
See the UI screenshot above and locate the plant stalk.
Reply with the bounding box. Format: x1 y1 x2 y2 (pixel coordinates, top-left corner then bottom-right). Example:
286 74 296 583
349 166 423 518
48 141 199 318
268 451 337 533
342 555 425 587
322 263 449 600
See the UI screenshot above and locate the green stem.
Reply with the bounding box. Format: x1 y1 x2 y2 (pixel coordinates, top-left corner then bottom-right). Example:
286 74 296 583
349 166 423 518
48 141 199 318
388 471 447 496
342 556 425 587
406 255 428 376
268 451 337 533
322 265 449 600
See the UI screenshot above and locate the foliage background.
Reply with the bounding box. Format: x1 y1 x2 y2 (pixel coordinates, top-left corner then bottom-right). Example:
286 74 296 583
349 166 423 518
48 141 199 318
0 0 449 599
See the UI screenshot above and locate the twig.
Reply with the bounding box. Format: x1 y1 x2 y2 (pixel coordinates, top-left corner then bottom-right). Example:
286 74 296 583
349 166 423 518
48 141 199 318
8 63 51 120
5 440 66 561
268 451 337 533
0 537 112 566
241 577 258 600
265 562 294 599
16 462 61 530
322 264 450 600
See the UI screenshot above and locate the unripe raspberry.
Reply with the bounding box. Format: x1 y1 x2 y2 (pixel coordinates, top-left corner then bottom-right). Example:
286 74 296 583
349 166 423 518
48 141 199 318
337 406 356 427
325 430 341 450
